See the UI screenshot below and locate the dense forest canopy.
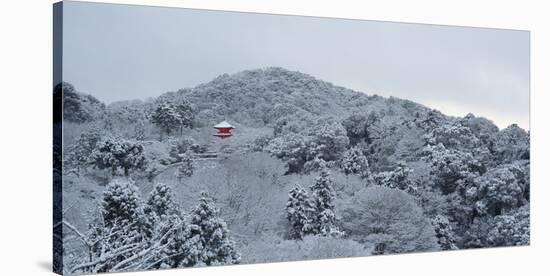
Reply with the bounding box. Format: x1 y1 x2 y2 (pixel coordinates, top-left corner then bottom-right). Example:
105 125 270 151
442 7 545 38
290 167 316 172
55 67 529 274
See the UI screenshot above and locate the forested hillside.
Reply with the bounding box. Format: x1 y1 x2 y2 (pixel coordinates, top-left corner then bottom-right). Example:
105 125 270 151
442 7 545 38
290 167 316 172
55 67 529 274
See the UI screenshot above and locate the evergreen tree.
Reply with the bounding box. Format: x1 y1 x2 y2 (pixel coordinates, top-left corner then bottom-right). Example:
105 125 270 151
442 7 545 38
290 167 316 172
148 213 188 269
286 184 315 239
373 162 416 194
100 178 144 226
487 205 530 246
85 178 150 272
89 136 147 177
150 102 181 140
472 162 528 216
182 192 240 266
310 169 342 236
144 183 178 220
65 127 103 175
174 99 195 134
431 215 458 250
341 146 371 179
151 100 194 140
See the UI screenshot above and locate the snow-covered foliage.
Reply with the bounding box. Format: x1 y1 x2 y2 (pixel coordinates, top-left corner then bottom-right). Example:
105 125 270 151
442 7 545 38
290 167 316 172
286 168 343 238
176 153 194 179
144 183 178 220
373 162 416 194
64 127 103 175
342 186 439 254
57 82 106 123
487 205 530 246
431 215 458 250
60 67 529 272
340 146 371 179
150 100 194 140
89 136 147 176
423 143 483 194
286 184 315 239
265 120 348 173
493 124 530 163
341 112 381 145
470 161 529 216
310 169 342 237
65 181 239 273
184 192 240 266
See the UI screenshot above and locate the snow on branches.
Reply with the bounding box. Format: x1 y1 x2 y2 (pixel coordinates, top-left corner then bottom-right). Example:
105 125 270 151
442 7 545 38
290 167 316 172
286 168 343 239
65 180 239 273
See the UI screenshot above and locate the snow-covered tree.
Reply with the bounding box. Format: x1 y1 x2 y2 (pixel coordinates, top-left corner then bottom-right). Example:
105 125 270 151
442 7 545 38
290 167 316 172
176 153 194 179
144 183 178 220
78 178 151 272
487 205 530 247
493 124 530 164
307 121 349 163
150 100 194 140
100 178 146 228
303 155 329 173
310 169 342 237
342 186 439 254
150 102 181 140
174 99 195 133
340 146 371 179
286 184 316 239
431 215 458 250
61 82 106 123
341 112 380 145
423 143 483 194
373 162 416 194
65 127 103 175
265 133 309 173
169 138 195 163
266 120 349 174
464 205 530 249
471 162 528 216
415 109 445 131
89 136 147 176
182 192 240 266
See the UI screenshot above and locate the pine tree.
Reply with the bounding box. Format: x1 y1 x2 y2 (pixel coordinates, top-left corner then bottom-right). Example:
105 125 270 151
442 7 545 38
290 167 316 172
141 184 185 269
182 192 240 266
286 184 316 239
89 136 147 177
431 215 458 250
373 162 416 194
341 146 371 179
310 169 342 237
174 99 195 134
151 102 181 140
144 183 178 220
148 213 188 269
85 178 150 272
101 178 144 226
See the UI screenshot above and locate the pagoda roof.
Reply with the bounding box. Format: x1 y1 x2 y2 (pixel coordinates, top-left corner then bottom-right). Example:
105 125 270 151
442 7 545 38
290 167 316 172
213 121 234 129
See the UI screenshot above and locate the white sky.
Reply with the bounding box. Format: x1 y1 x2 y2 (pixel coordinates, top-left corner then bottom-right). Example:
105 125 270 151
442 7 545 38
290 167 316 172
62 1 530 129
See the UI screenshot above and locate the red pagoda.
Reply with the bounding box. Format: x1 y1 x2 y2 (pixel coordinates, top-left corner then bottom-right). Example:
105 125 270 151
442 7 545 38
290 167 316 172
213 121 234 139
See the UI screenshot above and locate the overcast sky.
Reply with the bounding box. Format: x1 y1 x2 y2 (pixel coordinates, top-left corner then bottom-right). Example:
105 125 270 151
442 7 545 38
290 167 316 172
62 1 530 129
